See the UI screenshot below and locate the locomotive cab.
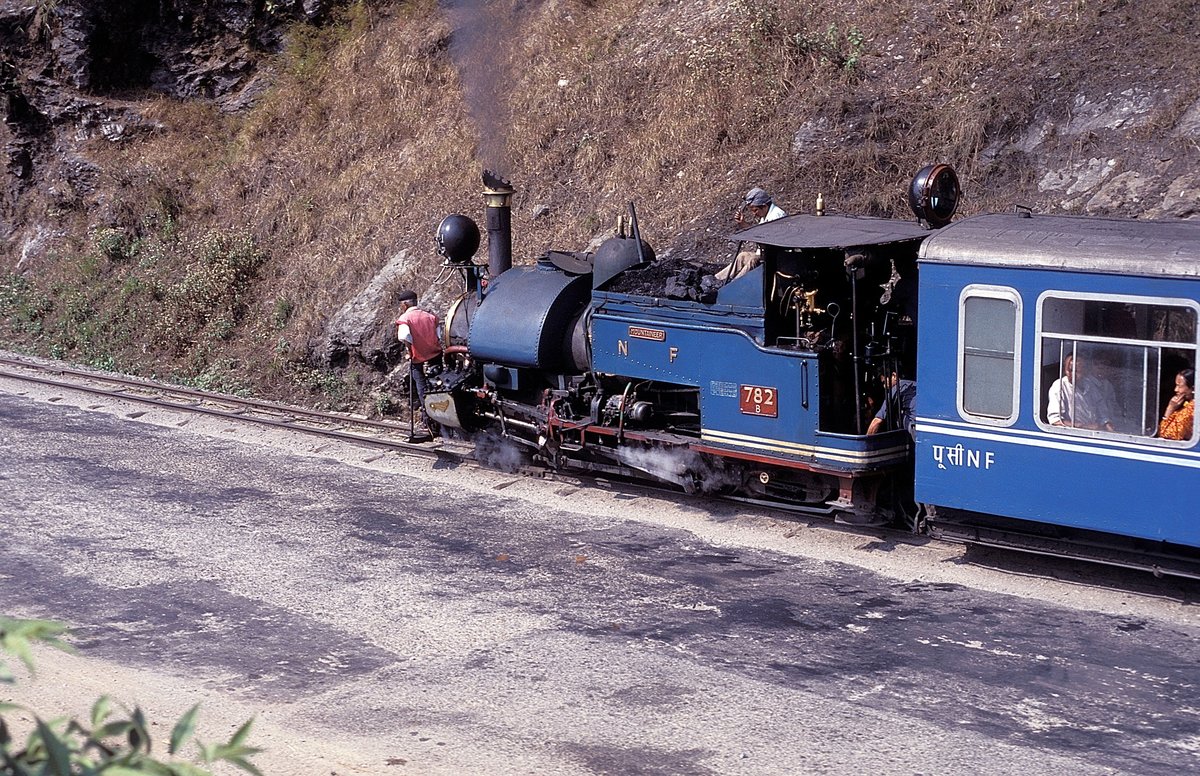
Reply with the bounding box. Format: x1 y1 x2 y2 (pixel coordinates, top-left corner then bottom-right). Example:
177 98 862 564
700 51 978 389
733 215 930 435
581 213 936 524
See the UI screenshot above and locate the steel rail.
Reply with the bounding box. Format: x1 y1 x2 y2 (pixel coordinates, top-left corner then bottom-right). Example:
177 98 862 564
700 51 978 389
3 354 1195 583
0 357 466 463
0 356 418 434
0 357 817 521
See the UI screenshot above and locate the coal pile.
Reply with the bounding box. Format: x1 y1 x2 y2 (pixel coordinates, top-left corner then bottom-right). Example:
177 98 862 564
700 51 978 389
604 252 722 302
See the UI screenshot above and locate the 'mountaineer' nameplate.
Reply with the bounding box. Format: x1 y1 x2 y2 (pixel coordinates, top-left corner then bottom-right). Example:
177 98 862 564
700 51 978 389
629 326 666 341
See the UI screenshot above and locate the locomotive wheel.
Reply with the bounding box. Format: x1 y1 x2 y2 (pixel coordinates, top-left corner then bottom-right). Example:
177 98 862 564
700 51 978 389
833 509 890 528
681 456 743 496
538 437 567 470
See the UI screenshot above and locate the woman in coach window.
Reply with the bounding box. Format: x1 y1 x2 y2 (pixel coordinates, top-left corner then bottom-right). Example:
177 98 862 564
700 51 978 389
1158 368 1195 440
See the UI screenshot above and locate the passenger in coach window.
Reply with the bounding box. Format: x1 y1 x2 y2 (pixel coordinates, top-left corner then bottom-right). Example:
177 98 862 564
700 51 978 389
1158 368 1195 440
1091 351 1129 431
1047 353 1116 432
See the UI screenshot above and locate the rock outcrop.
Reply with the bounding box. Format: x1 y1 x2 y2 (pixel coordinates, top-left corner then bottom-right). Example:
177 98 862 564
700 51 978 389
318 249 412 373
1 0 329 223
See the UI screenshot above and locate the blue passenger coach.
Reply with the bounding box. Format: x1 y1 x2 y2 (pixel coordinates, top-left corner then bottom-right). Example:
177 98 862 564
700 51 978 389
914 213 1200 562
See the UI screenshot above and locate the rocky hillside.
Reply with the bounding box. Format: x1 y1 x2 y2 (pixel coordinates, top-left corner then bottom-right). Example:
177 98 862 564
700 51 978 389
2 0 1197 410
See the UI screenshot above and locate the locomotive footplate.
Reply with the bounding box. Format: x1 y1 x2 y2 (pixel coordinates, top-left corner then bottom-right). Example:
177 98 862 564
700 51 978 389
542 417 899 526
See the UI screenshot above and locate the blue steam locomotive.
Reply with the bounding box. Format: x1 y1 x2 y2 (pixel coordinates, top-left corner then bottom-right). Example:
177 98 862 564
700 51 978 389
423 169 1200 579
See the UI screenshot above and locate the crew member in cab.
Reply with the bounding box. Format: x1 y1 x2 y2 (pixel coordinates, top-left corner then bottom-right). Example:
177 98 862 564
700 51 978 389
867 370 916 436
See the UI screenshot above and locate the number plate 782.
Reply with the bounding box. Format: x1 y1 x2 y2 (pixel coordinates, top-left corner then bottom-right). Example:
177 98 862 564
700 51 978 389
739 385 778 417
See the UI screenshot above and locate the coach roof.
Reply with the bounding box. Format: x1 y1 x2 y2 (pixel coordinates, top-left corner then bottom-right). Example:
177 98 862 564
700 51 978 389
919 212 1200 278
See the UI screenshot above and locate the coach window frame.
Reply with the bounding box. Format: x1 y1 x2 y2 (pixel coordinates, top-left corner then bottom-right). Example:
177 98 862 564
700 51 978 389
1033 290 1199 445
957 284 1022 426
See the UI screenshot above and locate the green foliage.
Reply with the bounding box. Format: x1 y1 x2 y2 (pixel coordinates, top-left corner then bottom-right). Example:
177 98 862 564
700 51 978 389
286 363 350 403
87 354 117 372
270 297 294 330
838 25 866 71
172 362 253 396
156 229 266 352
732 0 781 44
30 1 59 42
171 231 265 313
371 389 396 417
0 209 269 395
279 1 372 83
0 617 261 776
795 22 867 73
0 274 53 337
91 228 133 262
0 618 70 683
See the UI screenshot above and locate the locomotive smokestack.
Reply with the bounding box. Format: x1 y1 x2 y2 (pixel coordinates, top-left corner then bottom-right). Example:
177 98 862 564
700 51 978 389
482 169 514 277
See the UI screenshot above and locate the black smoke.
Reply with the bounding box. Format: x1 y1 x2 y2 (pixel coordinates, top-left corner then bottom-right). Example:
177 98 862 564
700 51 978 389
438 0 514 176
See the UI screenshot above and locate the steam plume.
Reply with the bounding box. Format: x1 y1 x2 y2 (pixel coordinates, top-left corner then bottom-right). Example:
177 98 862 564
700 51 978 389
616 446 744 494
472 430 528 472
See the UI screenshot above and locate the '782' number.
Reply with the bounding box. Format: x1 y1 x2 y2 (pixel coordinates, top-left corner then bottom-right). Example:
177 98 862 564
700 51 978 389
739 385 778 417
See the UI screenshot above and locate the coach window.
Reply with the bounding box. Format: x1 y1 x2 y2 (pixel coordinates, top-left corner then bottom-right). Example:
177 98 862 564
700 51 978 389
1036 293 1198 442
958 286 1021 425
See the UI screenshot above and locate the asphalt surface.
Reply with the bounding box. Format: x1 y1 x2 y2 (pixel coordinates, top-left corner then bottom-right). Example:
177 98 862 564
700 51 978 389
1 390 1198 775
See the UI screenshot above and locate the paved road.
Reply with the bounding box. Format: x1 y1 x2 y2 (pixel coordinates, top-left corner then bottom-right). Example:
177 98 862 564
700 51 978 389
1 391 1198 774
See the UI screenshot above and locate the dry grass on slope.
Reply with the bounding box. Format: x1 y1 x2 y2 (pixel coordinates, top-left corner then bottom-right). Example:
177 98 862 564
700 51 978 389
3 0 1196 409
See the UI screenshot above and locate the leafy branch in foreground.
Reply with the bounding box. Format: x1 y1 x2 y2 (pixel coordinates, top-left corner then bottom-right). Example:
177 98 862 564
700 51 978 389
1 617 262 776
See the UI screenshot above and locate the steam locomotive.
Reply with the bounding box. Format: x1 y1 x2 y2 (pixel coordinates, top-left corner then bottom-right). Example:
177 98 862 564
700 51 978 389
422 168 1200 579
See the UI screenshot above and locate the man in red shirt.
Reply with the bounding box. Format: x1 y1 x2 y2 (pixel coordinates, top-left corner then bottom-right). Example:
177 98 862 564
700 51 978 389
395 290 444 440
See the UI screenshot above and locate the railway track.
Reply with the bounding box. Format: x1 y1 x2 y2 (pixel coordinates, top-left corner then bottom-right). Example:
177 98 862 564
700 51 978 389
0 354 482 465
5 353 1199 583
0 353 870 525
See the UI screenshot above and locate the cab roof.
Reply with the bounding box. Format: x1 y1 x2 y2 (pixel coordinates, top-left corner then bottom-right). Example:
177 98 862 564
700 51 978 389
734 213 931 249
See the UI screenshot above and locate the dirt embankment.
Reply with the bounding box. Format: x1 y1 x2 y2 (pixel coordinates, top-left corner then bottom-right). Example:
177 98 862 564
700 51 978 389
1 0 1197 410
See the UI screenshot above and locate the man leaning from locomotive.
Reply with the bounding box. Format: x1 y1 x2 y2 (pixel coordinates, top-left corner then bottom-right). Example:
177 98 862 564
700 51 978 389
867 369 917 436
395 289 444 440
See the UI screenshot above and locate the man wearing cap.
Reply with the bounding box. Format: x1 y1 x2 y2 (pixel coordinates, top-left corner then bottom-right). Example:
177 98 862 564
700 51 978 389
715 187 787 283
734 187 787 227
395 289 443 439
